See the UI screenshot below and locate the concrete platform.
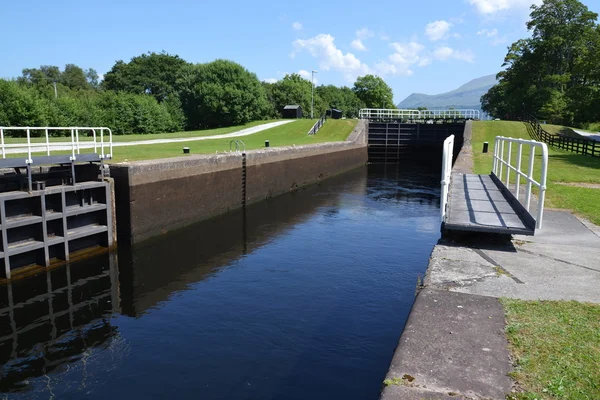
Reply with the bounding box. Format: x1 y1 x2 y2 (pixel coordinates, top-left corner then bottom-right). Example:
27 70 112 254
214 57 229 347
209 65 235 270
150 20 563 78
445 174 535 235
380 289 512 400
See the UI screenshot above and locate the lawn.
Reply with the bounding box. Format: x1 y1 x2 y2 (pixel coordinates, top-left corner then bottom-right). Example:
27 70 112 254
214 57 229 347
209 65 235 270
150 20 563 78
1 120 279 144
503 299 600 399
108 118 358 162
471 121 600 225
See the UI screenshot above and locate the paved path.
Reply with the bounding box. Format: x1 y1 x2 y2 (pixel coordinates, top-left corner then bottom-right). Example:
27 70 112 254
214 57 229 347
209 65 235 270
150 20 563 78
382 121 600 399
3 120 295 154
573 128 600 142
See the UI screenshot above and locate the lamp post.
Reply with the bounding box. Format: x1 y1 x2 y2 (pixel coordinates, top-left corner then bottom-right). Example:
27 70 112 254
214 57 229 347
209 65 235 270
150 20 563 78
311 70 318 119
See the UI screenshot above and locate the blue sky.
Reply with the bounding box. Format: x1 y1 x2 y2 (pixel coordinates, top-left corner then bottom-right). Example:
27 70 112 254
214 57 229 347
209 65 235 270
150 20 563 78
1 0 592 103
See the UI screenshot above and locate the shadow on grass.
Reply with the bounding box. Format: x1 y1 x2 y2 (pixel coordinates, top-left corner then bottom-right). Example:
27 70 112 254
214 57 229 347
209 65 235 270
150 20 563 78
550 153 600 170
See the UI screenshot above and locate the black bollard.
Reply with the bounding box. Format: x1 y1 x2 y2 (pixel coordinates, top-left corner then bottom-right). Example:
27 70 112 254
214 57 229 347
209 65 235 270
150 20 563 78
482 142 489 153
183 147 190 154
265 140 270 148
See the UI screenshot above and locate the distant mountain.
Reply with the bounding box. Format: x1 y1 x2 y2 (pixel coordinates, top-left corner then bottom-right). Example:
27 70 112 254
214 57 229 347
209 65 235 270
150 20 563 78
397 74 497 110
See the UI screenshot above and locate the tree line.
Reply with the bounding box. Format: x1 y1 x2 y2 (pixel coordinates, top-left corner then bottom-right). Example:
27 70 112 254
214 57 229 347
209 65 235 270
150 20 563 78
482 0 600 128
0 53 395 135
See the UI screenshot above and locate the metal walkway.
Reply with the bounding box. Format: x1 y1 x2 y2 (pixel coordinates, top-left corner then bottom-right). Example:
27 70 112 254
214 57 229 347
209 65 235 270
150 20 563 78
441 135 549 236
445 173 535 235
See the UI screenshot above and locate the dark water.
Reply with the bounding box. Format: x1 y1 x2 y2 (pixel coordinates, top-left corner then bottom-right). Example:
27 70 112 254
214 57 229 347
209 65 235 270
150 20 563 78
0 165 441 399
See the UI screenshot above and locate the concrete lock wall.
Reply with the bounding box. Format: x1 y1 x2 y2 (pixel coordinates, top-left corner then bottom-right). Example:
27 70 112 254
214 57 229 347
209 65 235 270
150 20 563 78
110 121 368 244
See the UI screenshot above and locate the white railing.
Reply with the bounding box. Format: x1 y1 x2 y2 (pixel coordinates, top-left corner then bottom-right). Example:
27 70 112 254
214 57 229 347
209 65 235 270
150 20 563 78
359 109 481 120
308 115 326 135
493 136 548 229
0 127 113 163
440 134 455 222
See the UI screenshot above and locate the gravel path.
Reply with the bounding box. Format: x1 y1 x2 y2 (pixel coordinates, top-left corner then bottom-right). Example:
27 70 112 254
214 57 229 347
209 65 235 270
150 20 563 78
4 120 295 154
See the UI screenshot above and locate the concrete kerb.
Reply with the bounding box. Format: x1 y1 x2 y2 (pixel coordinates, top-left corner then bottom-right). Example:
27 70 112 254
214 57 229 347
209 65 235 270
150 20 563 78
381 120 600 399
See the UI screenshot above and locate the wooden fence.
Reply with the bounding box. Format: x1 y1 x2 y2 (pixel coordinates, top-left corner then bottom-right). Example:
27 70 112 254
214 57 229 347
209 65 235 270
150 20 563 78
524 115 600 158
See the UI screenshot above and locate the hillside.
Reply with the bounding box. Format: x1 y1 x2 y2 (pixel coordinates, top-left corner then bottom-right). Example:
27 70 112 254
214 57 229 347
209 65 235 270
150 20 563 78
397 74 497 110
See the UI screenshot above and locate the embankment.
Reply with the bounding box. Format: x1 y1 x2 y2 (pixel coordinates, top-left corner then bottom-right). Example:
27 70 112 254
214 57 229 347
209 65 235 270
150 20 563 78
111 121 367 244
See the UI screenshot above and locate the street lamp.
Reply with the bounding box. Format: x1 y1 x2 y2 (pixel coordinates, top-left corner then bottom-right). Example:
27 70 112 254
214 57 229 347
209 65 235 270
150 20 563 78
311 70 318 119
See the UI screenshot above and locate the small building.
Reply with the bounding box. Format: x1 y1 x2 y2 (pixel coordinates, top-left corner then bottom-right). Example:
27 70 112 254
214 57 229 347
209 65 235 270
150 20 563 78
282 105 303 119
331 108 343 119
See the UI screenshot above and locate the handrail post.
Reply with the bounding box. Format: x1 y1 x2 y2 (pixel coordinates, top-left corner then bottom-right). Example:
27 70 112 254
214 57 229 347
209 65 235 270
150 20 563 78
45 128 50 156
525 146 535 211
26 127 32 164
70 129 76 161
505 140 512 187
0 128 4 159
537 143 549 229
516 143 523 200
92 129 97 153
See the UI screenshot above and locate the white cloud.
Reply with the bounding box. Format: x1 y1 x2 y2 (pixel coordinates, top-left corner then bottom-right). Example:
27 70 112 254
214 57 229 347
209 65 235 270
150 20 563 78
425 20 453 41
476 28 508 45
292 34 370 81
477 28 498 37
351 28 374 51
292 21 303 31
385 41 429 76
469 0 542 15
433 46 475 62
297 69 318 84
356 28 375 40
351 39 367 51
263 78 278 84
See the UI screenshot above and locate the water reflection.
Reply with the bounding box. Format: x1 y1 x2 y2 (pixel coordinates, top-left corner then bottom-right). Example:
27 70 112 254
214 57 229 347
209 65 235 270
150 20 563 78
0 254 121 393
1 164 442 399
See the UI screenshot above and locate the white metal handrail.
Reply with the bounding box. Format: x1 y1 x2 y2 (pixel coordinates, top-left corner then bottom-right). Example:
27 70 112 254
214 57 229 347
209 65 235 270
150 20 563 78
493 136 548 229
0 126 113 162
359 109 481 120
440 134 455 222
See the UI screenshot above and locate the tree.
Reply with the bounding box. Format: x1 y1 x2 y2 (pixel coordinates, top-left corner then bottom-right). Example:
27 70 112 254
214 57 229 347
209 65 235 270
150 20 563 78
60 64 90 90
352 75 395 109
268 74 326 117
316 85 364 118
481 0 599 125
102 52 189 103
179 60 269 129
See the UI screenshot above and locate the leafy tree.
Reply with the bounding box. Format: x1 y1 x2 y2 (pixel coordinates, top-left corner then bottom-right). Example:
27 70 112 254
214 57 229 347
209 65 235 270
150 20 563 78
316 85 364 118
268 74 326 117
102 52 189 102
179 59 269 129
352 75 395 109
60 64 90 90
482 0 600 125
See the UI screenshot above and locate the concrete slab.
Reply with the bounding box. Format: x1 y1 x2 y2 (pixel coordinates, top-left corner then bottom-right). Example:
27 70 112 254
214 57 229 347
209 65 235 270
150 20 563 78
380 289 512 400
516 210 600 247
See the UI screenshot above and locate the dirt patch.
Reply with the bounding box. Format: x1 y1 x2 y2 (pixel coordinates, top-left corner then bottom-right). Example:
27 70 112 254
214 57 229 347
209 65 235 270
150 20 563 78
555 182 600 189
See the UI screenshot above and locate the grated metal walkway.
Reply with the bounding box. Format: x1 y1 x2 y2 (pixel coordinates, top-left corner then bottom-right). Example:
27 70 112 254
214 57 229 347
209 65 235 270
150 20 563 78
444 174 536 235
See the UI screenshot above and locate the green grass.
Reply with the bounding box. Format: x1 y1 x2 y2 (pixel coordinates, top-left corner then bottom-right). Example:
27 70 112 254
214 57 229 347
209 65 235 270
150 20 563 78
1 120 279 144
502 299 600 400
108 118 357 162
541 124 594 139
472 121 600 224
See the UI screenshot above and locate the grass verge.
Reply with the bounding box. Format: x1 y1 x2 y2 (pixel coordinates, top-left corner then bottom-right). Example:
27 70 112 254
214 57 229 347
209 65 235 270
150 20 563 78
109 118 357 162
1 120 279 144
471 121 600 225
502 299 600 399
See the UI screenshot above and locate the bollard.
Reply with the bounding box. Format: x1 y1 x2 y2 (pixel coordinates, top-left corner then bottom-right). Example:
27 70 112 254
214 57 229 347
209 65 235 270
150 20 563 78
482 142 489 153
265 140 270 148
183 147 190 154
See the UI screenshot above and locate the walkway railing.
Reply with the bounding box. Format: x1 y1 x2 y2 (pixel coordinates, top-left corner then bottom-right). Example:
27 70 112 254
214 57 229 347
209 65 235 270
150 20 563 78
493 136 548 229
360 109 480 120
0 126 113 162
524 115 599 158
308 114 326 135
440 134 454 222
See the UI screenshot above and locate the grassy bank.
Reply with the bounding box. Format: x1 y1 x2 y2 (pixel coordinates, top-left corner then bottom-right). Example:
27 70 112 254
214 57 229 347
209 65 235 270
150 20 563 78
503 299 600 399
2 120 279 144
471 121 600 225
109 118 358 162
